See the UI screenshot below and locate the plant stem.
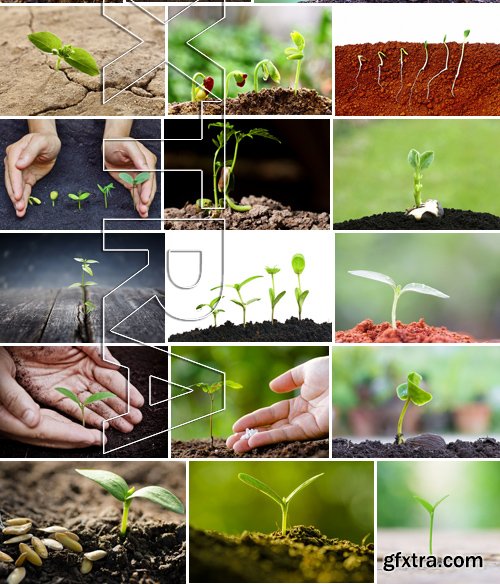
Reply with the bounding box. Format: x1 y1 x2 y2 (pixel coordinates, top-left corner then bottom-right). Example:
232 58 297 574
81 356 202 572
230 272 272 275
391 287 401 329
78 199 81 210
413 169 423 207
396 398 410 444
271 273 276 323
451 39 467 97
80 403 86 427
427 40 449 100
104 193 108 209
212 145 221 208
55 56 61 71
224 138 251 211
294 61 301 95
191 72 205 101
281 503 288 535
120 499 131 537
253 60 265 92
209 394 214 447
429 511 434 555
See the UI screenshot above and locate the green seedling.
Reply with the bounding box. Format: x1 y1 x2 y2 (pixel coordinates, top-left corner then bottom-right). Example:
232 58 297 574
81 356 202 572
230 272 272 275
266 266 286 324
238 472 323 535
395 48 409 101
75 469 184 537
50 190 58 207
427 35 449 100
54 387 114 427
361 533 371 546
253 59 281 93
226 70 248 97
451 30 470 97
377 51 387 88
118 172 150 208
28 31 99 76
284 31 305 95
28 196 41 206
97 183 115 209
190 379 243 447
292 254 309 320
395 372 432 444
191 73 214 101
196 295 224 327
413 494 449 555
348 270 449 329
408 148 434 207
350 54 367 92
212 275 263 326
68 190 90 210
69 257 99 314
409 41 429 105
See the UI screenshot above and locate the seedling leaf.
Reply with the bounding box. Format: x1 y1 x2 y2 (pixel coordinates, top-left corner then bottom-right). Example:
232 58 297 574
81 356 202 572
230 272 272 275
83 391 115 406
129 486 185 514
284 473 324 504
418 151 434 170
119 173 134 185
240 275 263 287
246 297 261 305
54 387 81 405
134 172 151 185
396 372 432 406
28 32 63 53
68 282 82 288
413 496 434 515
75 469 129 501
433 494 450 509
82 265 93 276
274 291 286 304
349 270 396 288
292 254 306 275
238 473 283 507
408 149 419 169
401 283 449 299
63 47 99 76
68 194 79 201
225 380 243 389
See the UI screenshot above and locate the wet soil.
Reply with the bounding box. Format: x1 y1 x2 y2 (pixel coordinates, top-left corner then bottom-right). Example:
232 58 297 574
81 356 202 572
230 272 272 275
335 319 475 343
334 208 500 230
0 461 185 584
190 525 374 583
335 42 500 116
171 438 329 458
332 437 500 458
169 318 332 343
164 196 330 230
168 88 332 116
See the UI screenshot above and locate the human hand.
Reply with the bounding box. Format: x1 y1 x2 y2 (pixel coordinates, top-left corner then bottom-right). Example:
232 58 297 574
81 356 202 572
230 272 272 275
226 356 329 453
7 346 144 433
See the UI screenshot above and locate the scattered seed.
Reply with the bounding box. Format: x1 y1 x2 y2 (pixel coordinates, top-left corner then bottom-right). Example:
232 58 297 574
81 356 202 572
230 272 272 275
54 533 83 552
38 525 69 533
41 538 63 551
5 519 32 526
84 550 107 561
63 531 80 542
2 524 32 536
80 557 93 574
3 535 32 545
19 543 42 567
31 537 48 559
0 551 14 562
7 567 26 584
14 552 27 567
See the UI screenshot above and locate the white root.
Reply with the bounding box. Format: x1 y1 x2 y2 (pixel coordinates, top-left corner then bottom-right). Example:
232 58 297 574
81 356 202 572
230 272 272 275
427 36 449 100
408 41 429 106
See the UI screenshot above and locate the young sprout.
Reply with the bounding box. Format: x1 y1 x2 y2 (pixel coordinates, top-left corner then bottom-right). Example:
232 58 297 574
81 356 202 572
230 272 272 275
284 31 305 95
196 295 224 327
253 59 280 93
54 387 114 427
292 254 309 320
377 51 387 88
395 372 432 444
75 469 184 537
413 494 449 555
69 257 99 314
348 270 449 329
28 196 41 206
408 148 434 208
50 190 58 207
190 379 243 447
225 70 248 98
212 276 263 326
395 48 409 101
68 190 90 211
427 35 449 100
118 172 151 207
191 73 214 102
238 472 323 536
265 266 286 324
97 183 115 209
408 41 429 106
28 32 99 76
350 54 367 92
451 30 470 97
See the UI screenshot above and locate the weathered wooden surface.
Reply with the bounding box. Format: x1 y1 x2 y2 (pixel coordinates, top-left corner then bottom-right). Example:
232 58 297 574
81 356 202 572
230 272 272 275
0 287 165 343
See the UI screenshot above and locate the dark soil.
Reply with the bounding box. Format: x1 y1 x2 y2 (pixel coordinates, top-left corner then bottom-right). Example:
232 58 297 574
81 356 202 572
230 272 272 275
0 461 185 584
336 42 500 116
164 196 330 230
169 318 332 343
334 208 500 230
302 0 483 2
0 346 170 458
331 437 500 458
168 88 332 116
335 319 475 343
171 438 329 458
0 120 161 230
190 525 374 583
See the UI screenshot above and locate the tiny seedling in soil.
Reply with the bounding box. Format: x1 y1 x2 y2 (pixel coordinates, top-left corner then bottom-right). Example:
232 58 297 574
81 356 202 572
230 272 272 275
408 148 434 208
413 494 449 555
427 35 449 100
118 172 151 208
68 190 91 210
253 59 281 93
351 54 367 92
196 295 224 327
238 472 323 535
348 270 449 329
28 31 99 76
50 190 58 207
226 70 248 97
191 73 215 101
284 31 305 95
409 41 429 106
395 372 432 444
292 254 309 320
451 30 470 97
28 196 41 206
395 48 409 101
212 275 263 326
75 469 184 537
266 266 286 324
97 183 115 209
189 379 243 447
54 387 115 427
69 257 99 314
376 51 387 88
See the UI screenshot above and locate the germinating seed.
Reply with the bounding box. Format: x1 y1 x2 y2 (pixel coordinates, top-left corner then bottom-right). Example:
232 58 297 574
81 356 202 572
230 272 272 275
31 537 48 559
3 524 32 536
5 519 32 526
14 552 27 567
84 550 107 561
7 567 26 584
38 525 69 533
0 551 14 562
41 538 63 551
80 557 93 574
54 533 83 552
19 543 42 567
3 535 32 545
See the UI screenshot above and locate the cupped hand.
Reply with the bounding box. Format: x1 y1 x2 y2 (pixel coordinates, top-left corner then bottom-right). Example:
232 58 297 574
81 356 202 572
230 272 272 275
226 356 329 453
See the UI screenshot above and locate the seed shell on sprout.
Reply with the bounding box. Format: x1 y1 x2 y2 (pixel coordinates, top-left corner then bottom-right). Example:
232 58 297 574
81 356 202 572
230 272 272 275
54 532 83 552
3 535 32 545
84 550 107 561
18 543 42 566
41 538 64 550
0 550 14 562
2 524 32 535
80 557 93 574
31 537 48 559
5 519 32 526
14 552 27 567
7 567 26 584
38 525 70 533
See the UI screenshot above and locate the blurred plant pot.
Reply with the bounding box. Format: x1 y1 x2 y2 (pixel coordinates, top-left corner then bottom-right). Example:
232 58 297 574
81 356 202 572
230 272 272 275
420 411 453 433
453 403 491 434
348 408 378 436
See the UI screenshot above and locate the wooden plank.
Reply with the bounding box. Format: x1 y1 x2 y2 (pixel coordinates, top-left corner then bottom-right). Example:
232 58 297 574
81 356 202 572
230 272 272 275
0 289 59 342
41 287 86 343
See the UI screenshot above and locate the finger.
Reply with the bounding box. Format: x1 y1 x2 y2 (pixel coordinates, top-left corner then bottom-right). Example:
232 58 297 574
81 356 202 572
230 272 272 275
81 346 120 370
5 140 27 201
93 366 144 408
232 401 289 433
245 425 307 450
226 431 245 449
85 398 136 433
4 156 14 202
135 183 152 218
16 134 50 170
123 141 149 171
0 374 41 427
269 363 305 394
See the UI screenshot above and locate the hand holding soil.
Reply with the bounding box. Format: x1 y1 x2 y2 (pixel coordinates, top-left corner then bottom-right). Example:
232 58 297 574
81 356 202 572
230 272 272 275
226 356 328 453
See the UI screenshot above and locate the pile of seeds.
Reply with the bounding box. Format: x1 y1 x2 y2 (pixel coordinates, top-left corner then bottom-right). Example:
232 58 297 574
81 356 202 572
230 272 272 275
1 516 107 583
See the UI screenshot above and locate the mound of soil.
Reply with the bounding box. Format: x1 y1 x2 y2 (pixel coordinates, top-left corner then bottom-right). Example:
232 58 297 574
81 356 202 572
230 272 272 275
0 461 185 584
164 196 330 230
169 318 332 343
336 42 500 116
171 438 329 458
335 319 475 343
334 208 500 230
189 525 374 583
331 437 500 458
168 88 332 116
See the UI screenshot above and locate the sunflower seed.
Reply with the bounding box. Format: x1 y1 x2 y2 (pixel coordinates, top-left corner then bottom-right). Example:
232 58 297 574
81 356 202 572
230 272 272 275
31 537 48 559
18 543 42 567
0 551 14 562
5 519 31 526
38 525 69 533
84 550 107 561
41 538 63 551
7 567 26 584
3 535 32 545
54 533 83 552
80 558 93 574
2 524 32 536
14 552 27 567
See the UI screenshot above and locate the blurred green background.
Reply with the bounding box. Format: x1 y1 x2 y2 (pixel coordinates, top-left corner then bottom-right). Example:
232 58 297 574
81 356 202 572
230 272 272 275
333 120 499 223
190 460 373 541
171 346 328 441
333 346 500 436
379 461 500 528
168 7 332 102
335 233 500 339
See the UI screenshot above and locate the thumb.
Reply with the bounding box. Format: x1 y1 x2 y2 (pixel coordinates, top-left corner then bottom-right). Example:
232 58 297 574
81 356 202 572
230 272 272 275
269 363 305 394
16 135 45 169
123 141 148 171
0 376 41 427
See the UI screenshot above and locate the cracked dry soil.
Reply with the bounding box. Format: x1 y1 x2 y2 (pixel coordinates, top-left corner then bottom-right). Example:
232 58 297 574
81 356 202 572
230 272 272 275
0 6 165 116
